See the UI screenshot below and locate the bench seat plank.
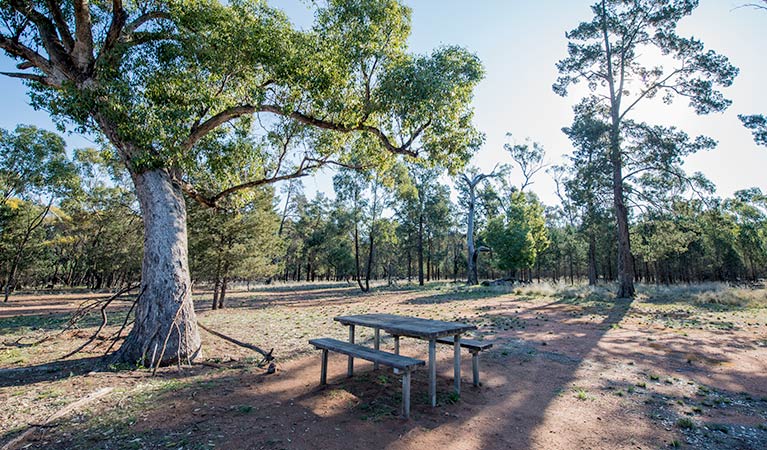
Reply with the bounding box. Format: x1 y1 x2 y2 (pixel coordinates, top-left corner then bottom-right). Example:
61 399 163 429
435 337 493 387
309 338 425 370
436 337 493 351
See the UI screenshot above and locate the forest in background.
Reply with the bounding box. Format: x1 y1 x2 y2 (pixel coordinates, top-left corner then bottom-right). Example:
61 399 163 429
2 122 765 307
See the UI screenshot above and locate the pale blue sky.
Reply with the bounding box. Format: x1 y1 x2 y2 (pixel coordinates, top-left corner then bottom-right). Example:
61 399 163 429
1 1 764 206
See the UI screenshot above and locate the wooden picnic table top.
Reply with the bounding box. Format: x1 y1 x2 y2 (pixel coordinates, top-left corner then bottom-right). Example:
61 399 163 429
334 313 476 340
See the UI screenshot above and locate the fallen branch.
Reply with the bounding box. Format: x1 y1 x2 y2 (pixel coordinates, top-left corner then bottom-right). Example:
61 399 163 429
103 288 143 356
2 334 51 349
62 285 139 333
197 322 274 364
1 387 114 450
60 285 141 360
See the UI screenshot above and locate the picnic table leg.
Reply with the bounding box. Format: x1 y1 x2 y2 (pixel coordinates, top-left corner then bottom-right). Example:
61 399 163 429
320 349 328 385
471 350 480 387
453 333 461 396
429 338 436 407
374 328 380 371
393 335 400 374
347 324 355 377
402 369 411 419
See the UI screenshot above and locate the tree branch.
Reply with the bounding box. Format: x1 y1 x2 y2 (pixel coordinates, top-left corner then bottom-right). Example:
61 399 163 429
0 36 58 82
0 71 49 84
619 67 683 121
100 0 128 61
45 0 74 51
185 103 425 158
124 11 171 34
8 0 73 75
72 0 95 71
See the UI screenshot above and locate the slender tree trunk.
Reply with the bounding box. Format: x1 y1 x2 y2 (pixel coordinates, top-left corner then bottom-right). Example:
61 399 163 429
211 280 220 310
219 275 228 309
601 2 635 298
466 187 478 285
588 232 598 286
4 200 51 302
418 211 424 286
354 224 366 292
365 227 374 292
114 169 201 366
612 158 634 297
212 247 222 310
407 242 412 282
426 236 432 282
453 240 459 282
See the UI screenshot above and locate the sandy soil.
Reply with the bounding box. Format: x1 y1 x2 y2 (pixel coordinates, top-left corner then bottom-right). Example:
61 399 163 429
1 282 766 449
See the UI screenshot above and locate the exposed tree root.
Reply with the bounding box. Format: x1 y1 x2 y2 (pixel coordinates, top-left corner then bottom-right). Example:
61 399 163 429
197 322 275 369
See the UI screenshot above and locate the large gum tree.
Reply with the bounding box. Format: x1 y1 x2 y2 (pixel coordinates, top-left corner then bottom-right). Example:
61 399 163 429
554 0 738 298
0 0 483 366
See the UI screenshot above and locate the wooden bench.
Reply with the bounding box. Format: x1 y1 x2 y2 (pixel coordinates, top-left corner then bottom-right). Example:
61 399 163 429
309 338 425 418
436 337 493 387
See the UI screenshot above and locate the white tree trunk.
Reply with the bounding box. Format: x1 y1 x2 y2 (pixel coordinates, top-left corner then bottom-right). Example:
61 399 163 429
115 168 202 366
466 187 478 285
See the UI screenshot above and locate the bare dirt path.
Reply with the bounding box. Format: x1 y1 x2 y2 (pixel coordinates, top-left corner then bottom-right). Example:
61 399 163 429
1 283 766 449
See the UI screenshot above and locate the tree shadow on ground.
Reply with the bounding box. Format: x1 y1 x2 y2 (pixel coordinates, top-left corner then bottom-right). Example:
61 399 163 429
403 287 517 305
0 356 105 388
0 298 638 450
4 291 767 449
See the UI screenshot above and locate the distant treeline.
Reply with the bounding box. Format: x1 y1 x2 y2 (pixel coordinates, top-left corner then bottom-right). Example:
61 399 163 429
1 126 765 303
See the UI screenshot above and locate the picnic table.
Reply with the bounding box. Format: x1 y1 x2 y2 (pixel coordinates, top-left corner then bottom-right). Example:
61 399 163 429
334 313 477 407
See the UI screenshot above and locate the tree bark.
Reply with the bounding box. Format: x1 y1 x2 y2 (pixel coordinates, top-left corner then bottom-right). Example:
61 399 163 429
611 137 634 297
365 228 374 292
114 168 201 366
354 224 366 292
418 211 425 286
466 185 478 285
426 236 432 282
601 0 635 298
588 232 598 286
219 275 228 309
407 241 412 282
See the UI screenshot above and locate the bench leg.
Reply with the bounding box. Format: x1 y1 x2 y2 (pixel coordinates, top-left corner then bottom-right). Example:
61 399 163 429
373 328 380 371
393 335 400 374
320 349 328 385
471 351 479 387
454 334 461 396
347 325 355 378
429 338 436 407
402 370 411 419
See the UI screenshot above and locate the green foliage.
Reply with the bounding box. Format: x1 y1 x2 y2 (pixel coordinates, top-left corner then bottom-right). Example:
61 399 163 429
554 0 738 115
484 191 549 274
0 125 79 204
8 0 483 198
738 114 767 147
554 0 738 294
188 187 283 285
0 127 143 293
676 417 696 430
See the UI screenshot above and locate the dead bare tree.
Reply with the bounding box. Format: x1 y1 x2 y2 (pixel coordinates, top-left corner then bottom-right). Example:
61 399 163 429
459 166 502 285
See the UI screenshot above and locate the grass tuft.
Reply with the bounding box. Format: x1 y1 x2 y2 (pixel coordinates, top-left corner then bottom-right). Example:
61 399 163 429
676 417 695 429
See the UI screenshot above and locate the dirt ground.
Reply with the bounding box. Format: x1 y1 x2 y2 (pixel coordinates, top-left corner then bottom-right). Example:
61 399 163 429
1 282 767 449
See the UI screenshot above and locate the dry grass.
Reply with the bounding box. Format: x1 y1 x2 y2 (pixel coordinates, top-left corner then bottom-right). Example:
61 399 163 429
637 283 767 308
505 280 767 309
